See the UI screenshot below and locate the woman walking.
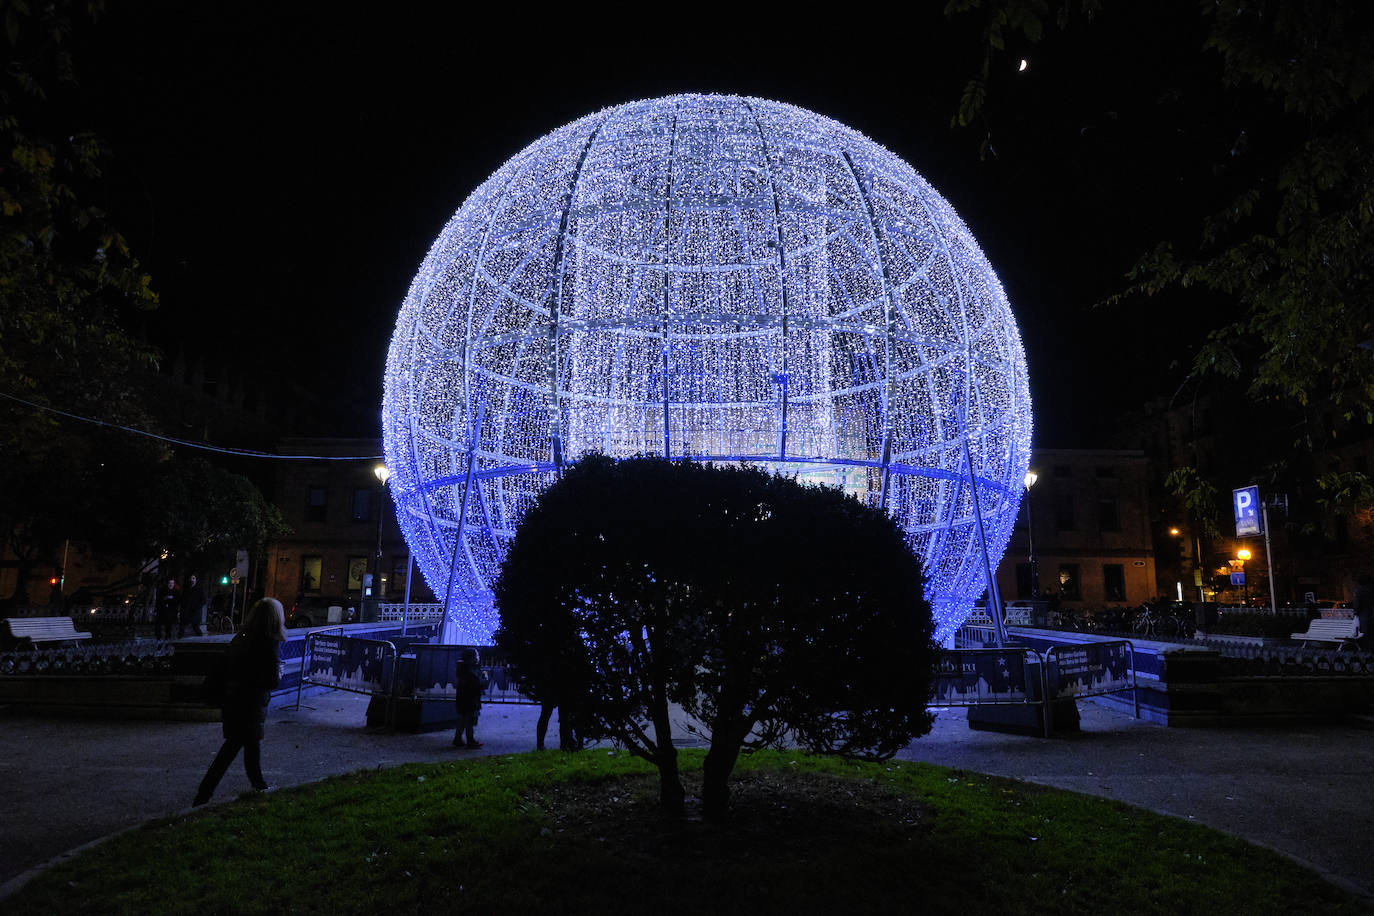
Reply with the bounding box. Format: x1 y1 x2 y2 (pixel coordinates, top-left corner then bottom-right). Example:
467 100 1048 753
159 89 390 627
193 597 286 806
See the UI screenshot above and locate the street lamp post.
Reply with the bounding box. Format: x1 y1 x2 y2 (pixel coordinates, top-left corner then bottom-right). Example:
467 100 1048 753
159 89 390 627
1237 547 1252 605
371 464 391 615
1194 531 1205 602
1024 470 1039 600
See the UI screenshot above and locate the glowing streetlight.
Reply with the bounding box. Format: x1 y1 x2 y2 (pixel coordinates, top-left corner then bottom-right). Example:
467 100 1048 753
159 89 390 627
370 464 392 607
1236 548 1252 603
1169 527 1181 537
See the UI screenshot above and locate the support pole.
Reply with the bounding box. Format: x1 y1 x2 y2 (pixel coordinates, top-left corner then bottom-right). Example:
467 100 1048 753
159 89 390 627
401 550 414 637
442 404 484 641
1263 501 1279 613
963 439 1008 646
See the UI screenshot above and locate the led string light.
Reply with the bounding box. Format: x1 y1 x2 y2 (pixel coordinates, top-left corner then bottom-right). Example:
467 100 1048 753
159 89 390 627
0 391 381 461
383 95 1033 644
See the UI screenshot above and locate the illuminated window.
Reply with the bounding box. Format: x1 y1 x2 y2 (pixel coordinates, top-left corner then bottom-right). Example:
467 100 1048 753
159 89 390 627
1058 564 1081 600
300 556 322 592
347 557 367 591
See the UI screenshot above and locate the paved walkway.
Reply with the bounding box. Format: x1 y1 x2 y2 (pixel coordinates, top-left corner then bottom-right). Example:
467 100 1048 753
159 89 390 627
2 695 1371 901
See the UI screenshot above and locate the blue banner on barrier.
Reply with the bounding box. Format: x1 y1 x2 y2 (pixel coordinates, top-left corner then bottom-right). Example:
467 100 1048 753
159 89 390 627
411 645 466 700
410 645 528 703
305 634 392 694
932 650 1035 705
1050 641 1132 699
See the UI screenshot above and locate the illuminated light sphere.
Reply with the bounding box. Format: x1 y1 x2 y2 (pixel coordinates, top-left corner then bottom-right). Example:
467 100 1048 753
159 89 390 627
382 94 1032 644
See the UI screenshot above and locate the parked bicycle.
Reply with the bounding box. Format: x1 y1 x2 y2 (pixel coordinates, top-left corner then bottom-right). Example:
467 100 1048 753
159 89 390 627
1132 604 1177 638
1131 602 1196 639
207 609 235 633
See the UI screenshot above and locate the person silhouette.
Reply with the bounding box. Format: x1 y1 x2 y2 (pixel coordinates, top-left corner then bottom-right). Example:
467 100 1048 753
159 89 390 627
452 648 487 749
192 598 286 805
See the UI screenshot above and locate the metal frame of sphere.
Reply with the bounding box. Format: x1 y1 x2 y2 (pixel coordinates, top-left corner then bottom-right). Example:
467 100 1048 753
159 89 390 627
382 94 1033 644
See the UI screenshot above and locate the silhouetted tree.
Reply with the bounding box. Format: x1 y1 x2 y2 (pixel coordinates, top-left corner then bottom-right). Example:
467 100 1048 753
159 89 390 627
132 455 289 574
0 2 160 603
949 0 1374 473
494 455 937 820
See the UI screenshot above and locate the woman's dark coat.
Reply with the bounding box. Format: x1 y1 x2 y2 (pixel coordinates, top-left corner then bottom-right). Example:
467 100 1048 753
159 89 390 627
221 632 281 741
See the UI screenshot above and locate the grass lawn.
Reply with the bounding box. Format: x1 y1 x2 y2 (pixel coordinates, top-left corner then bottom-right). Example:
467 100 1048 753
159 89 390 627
7 750 1364 915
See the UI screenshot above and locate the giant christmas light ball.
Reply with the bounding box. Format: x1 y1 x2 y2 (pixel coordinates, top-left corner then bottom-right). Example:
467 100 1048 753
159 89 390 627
383 94 1032 644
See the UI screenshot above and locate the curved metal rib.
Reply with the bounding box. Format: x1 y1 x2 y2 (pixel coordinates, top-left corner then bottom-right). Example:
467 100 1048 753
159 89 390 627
840 149 899 508
547 116 611 474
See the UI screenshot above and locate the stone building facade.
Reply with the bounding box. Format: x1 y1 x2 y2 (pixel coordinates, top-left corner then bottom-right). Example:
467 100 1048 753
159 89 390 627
996 448 1159 609
263 439 434 613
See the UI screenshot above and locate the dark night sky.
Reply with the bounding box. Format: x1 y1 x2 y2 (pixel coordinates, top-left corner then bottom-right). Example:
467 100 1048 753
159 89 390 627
65 3 1230 446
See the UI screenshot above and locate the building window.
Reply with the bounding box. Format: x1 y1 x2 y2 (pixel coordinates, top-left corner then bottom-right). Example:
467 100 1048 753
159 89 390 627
351 488 372 523
1097 498 1121 532
306 486 327 523
1053 464 1071 478
1095 466 1115 478
1053 494 1076 531
1059 564 1081 601
1015 563 1034 600
347 556 368 591
1103 564 1126 601
300 555 322 593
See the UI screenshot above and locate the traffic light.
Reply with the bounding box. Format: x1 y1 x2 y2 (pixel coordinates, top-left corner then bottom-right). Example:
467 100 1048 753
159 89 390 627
48 576 59 586
219 575 230 586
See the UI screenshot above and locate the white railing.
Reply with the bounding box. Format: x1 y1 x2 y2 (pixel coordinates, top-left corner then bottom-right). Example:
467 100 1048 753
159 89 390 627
1216 606 1306 617
376 602 446 623
954 607 998 649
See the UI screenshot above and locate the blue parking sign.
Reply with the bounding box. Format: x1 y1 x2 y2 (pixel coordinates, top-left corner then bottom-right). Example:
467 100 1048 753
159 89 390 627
1234 486 1262 537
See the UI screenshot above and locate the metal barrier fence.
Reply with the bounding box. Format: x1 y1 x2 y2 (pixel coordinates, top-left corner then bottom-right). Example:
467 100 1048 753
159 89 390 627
930 639 1141 737
295 631 1136 736
295 632 398 708
930 646 1050 736
405 644 533 705
293 634 535 718
1043 640 1138 730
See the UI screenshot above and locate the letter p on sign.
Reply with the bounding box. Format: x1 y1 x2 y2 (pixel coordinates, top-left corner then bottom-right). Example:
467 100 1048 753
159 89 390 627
1233 486 1262 537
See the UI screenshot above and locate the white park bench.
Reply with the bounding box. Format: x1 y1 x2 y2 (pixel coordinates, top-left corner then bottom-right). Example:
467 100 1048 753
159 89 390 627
1290 618 1362 651
3 616 94 647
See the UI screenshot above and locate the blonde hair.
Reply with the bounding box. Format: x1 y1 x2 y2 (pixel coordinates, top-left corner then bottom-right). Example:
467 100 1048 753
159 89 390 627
243 597 287 643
